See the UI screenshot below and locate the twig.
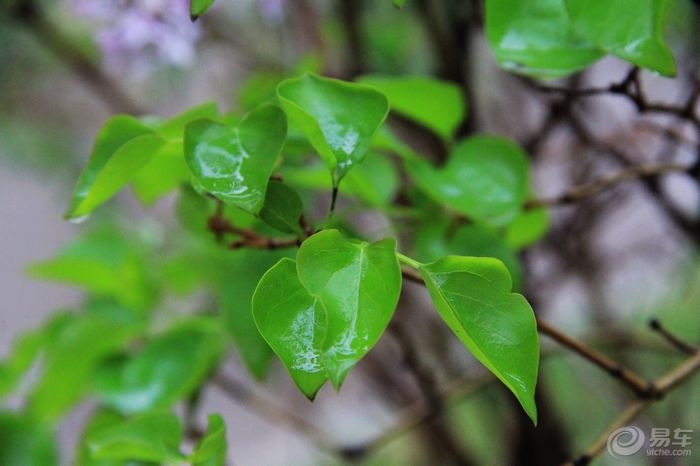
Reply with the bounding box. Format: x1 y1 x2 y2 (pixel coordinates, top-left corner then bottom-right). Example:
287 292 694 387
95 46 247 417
536 319 657 399
526 163 690 208
566 350 700 465
649 318 699 355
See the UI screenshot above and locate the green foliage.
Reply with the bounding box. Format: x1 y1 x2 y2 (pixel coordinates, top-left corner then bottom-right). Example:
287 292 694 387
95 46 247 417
0 413 57 466
416 256 539 423
191 414 227 466
259 180 305 235
277 74 390 186
190 0 216 21
184 105 287 214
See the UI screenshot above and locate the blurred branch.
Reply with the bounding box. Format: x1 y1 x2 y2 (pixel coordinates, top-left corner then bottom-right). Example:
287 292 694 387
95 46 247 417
12 1 143 115
567 348 700 466
649 318 699 355
526 163 690 208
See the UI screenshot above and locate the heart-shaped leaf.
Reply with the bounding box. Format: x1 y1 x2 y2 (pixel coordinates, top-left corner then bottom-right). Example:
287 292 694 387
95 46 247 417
418 256 539 423
191 414 227 466
65 116 162 220
485 0 604 78
565 0 676 76
297 230 401 388
252 258 328 398
184 105 287 214
86 412 184 463
359 75 465 141
259 180 304 235
407 135 529 226
277 74 389 185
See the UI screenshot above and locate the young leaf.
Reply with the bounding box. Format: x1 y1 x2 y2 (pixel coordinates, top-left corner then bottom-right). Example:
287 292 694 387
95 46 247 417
94 321 225 414
191 414 227 466
277 74 389 185
86 412 184 463
184 105 287 214
65 116 160 220
485 0 603 78
406 136 529 226
393 0 407 8
297 230 401 388
259 180 304 235
0 412 57 466
418 256 539 423
358 75 465 141
190 0 215 21
565 0 676 76
505 207 550 249
252 258 329 399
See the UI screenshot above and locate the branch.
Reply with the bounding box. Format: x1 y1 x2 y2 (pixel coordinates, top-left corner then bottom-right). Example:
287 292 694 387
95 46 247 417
567 349 700 465
526 163 690 208
649 318 699 355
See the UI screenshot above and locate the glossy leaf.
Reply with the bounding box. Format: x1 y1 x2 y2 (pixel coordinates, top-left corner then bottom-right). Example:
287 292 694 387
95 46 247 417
0 412 57 466
418 256 539 423
184 105 287 214
485 0 603 78
190 0 215 21
505 207 550 249
94 320 225 414
65 116 159 220
86 412 184 463
359 75 465 141
565 0 676 76
297 230 401 388
277 74 389 184
253 258 328 398
28 314 141 421
407 136 529 226
259 180 304 235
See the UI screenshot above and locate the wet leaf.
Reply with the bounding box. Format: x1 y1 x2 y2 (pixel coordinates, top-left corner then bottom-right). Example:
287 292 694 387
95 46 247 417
485 0 603 78
277 74 389 185
418 256 539 423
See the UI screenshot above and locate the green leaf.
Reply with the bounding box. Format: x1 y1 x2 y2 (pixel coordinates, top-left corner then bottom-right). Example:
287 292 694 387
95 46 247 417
359 75 465 141
153 102 219 140
190 0 215 21
131 140 191 204
277 74 389 184
65 116 160 220
86 412 184 463
252 258 328 398
565 0 676 76
184 105 287 214
190 414 227 466
259 180 304 235
418 256 539 423
0 327 45 397
77 409 128 466
407 136 529 226
505 207 550 249
94 320 224 414
393 0 407 7
0 412 57 466
485 0 604 78
297 230 401 388
28 313 141 421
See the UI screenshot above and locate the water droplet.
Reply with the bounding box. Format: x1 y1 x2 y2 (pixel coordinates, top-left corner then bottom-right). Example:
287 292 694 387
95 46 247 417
67 214 90 224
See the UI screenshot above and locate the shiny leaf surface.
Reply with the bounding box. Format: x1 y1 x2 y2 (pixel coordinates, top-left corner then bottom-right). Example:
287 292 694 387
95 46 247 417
297 230 401 388
184 105 287 213
407 136 529 226
419 256 539 423
253 258 328 398
565 0 676 76
485 0 603 78
277 74 389 184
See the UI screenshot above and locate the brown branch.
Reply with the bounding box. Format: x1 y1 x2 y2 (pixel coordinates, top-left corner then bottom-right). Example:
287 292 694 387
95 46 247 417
567 349 700 465
649 318 699 355
526 163 690 208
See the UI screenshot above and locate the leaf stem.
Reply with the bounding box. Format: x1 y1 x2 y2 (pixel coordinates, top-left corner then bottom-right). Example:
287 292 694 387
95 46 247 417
395 252 422 270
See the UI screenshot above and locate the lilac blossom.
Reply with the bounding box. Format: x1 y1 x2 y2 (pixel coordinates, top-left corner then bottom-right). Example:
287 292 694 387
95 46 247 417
70 0 201 71
257 0 288 25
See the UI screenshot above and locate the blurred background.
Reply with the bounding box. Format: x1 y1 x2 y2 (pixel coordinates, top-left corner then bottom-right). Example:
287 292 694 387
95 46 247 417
1 1 700 465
